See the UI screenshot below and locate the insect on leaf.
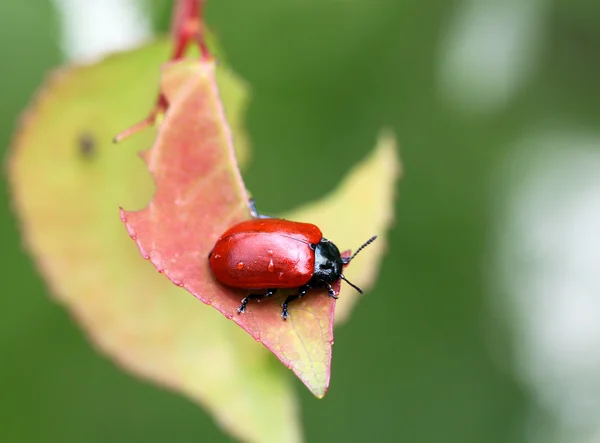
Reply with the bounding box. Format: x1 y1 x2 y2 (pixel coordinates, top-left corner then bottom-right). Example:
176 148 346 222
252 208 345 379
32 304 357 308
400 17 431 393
121 57 340 397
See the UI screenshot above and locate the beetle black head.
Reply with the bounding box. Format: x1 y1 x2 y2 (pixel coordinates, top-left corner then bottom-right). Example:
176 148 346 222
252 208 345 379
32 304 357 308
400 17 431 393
311 235 377 294
312 239 344 284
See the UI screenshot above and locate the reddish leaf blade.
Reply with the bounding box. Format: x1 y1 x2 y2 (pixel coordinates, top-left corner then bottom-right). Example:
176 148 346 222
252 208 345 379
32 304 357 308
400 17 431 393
122 58 337 397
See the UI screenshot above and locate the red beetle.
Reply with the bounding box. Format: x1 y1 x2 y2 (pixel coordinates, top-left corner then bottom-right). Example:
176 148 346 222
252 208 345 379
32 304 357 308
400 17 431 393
209 200 376 319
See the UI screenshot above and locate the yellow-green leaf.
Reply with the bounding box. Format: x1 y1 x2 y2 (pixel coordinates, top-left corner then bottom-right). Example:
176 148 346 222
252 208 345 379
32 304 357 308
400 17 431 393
8 42 298 443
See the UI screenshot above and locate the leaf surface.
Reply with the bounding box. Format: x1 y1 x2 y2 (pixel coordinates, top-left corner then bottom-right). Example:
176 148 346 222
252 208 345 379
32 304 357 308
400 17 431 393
8 38 400 442
121 57 340 397
8 42 300 443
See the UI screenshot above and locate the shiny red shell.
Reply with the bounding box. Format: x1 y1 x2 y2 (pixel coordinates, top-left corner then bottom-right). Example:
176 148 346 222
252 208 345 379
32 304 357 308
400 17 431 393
209 219 323 290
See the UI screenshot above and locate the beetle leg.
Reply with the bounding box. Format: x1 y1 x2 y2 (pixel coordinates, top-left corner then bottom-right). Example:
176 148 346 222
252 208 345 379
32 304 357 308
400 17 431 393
248 198 259 218
238 288 277 314
281 286 311 320
248 198 272 219
325 283 338 299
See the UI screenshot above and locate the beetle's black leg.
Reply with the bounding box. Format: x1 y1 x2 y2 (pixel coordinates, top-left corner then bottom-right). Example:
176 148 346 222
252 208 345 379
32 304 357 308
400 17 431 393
248 198 271 219
325 283 338 299
281 286 311 320
238 288 277 314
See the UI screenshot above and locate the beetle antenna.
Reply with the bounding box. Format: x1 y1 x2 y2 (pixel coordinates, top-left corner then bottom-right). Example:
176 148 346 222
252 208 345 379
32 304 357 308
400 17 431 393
340 274 363 294
342 235 377 264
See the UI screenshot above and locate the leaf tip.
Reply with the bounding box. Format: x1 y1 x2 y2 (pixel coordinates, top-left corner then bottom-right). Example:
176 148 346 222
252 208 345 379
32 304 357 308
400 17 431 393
119 207 127 223
309 382 329 399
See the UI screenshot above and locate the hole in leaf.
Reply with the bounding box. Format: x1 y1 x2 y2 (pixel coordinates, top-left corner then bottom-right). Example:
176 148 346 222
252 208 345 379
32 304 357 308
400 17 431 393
77 132 97 159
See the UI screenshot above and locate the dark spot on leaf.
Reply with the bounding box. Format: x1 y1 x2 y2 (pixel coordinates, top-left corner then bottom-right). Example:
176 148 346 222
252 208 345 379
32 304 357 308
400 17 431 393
77 133 97 159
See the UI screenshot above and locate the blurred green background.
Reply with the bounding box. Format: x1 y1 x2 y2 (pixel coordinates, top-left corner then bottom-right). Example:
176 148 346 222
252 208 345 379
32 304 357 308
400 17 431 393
2 0 599 442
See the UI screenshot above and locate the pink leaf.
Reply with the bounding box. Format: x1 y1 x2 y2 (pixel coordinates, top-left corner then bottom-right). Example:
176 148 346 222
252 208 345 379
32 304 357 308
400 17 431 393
121 58 339 397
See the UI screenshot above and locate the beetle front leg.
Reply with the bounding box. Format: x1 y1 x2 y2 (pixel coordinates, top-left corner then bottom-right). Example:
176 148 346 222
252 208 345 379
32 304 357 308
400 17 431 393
238 288 277 314
248 198 272 219
325 283 338 299
281 286 311 320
